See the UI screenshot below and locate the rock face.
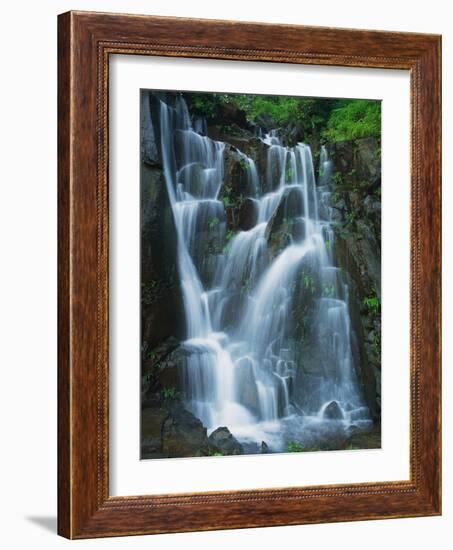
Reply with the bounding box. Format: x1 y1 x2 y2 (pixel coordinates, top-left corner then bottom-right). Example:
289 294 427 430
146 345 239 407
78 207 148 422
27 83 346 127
220 144 258 232
141 92 185 357
208 427 244 455
162 402 209 457
141 397 209 459
141 398 246 459
323 400 344 420
266 187 306 258
328 137 381 419
141 406 170 458
141 91 160 166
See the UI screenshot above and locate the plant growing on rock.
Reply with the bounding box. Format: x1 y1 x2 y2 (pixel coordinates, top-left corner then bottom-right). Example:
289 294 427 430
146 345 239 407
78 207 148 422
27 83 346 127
301 271 316 295
208 450 226 457
363 294 380 314
345 211 357 227
287 441 305 453
162 386 179 400
222 196 232 208
207 217 220 230
322 283 336 297
238 158 250 170
332 171 343 186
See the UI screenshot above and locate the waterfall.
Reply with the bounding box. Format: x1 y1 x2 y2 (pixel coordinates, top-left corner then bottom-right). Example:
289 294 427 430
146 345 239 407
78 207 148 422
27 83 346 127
154 94 370 450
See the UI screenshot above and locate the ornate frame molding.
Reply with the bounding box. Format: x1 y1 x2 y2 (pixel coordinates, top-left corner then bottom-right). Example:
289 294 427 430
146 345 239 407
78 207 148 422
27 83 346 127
58 11 441 538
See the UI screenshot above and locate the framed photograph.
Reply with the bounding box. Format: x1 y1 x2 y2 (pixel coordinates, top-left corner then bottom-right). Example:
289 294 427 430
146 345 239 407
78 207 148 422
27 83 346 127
58 11 441 538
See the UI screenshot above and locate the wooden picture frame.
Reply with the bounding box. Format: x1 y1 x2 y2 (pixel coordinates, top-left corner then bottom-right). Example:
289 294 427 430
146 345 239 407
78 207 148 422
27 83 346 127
58 10 441 539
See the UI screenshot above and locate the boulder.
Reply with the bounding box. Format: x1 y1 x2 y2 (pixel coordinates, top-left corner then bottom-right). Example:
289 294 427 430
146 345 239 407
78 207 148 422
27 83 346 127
346 424 381 450
141 406 169 458
323 400 344 420
208 427 244 455
161 402 209 457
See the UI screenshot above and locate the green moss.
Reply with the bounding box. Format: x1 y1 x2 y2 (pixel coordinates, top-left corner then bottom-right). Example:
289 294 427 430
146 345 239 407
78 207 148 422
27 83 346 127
287 441 305 452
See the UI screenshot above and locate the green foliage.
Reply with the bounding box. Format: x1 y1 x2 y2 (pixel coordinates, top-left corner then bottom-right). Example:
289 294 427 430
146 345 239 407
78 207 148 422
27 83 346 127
207 217 220 229
330 190 342 204
235 95 302 126
286 166 294 182
345 211 357 226
208 450 226 457
188 93 220 118
222 229 236 254
162 386 179 400
371 331 381 355
225 229 235 242
332 171 343 185
363 294 381 314
186 91 380 145
239 158 250 170
301 271 316 295
146 349 157 361
287 441 305 453
323 100 381 142
322 283 336 297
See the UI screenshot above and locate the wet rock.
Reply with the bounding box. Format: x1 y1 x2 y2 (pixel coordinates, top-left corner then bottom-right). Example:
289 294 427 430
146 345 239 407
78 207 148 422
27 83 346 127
347 424 381 449
327 136 381 420
207 125 254 152
323 400 344 420
141 164 185 350
177 162 205 197
141 91 161 166
142 337 178 376
265 186 305 257
238 198 259 230
159 346 187 389
354 137 381 184
280 121 305 147
208 427 244 455
162 402 209 457
216 102 250 129
254 112 276 131
141 407 169 458
236 356 260 412
220 144 258 231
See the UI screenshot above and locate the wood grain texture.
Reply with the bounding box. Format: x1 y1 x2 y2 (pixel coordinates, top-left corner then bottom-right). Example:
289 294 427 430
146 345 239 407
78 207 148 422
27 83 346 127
57 10 442 539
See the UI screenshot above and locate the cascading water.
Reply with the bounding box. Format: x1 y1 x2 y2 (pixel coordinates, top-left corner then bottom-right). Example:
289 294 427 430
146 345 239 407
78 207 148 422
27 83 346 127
156 94 371 452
